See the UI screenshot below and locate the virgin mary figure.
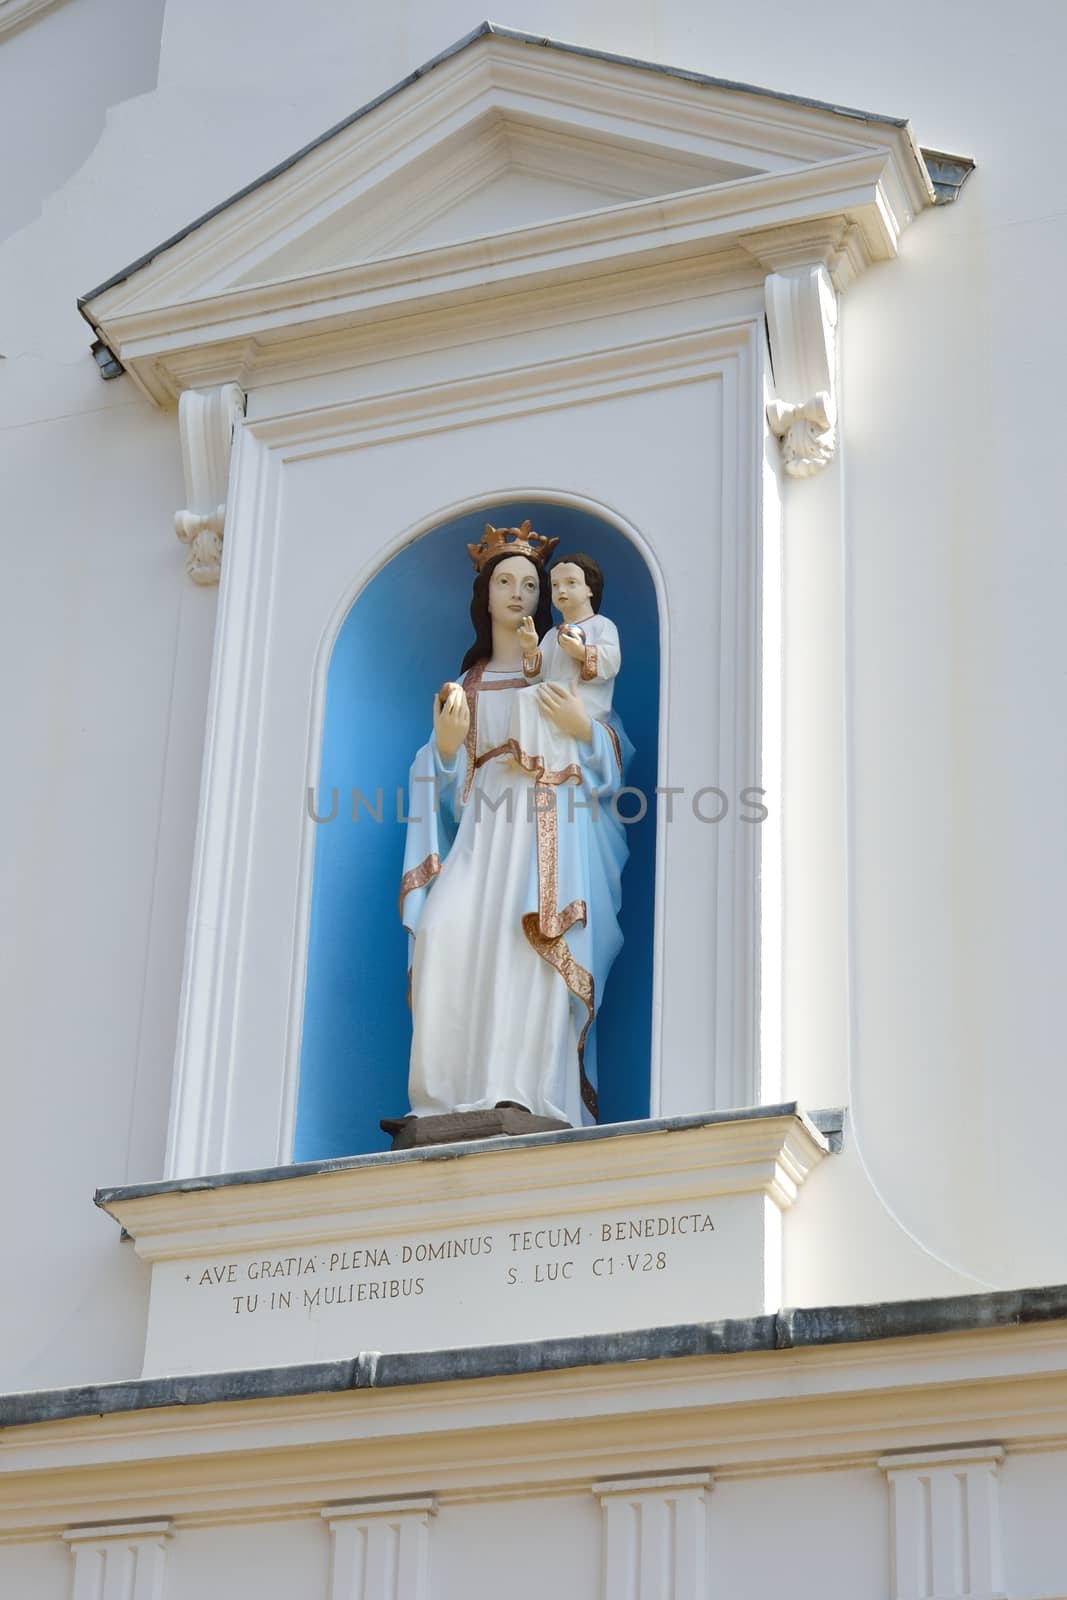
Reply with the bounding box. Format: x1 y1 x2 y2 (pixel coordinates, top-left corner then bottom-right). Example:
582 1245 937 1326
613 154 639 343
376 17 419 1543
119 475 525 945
398 522 631 1128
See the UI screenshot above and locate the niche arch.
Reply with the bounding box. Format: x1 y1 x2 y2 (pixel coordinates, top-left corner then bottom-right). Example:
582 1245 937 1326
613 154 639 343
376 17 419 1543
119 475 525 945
294 494 662 1160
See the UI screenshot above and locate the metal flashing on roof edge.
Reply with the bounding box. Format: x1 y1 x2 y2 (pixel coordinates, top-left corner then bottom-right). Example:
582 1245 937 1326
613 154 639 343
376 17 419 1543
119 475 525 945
922 149 976 203
91 340 124 380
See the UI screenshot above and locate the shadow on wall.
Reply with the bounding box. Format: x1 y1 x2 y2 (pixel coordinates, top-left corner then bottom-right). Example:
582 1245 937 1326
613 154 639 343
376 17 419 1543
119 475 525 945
294 499 660 1160
0 0 167 247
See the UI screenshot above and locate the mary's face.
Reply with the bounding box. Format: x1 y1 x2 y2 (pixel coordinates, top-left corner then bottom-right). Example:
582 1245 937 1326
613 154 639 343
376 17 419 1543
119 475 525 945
488 555 540 626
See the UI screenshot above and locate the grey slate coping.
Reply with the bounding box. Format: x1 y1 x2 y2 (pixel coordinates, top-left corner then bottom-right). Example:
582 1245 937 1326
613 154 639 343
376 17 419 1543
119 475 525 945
77 20 925 321
94 1104 842 1211
2 1285 1065 1431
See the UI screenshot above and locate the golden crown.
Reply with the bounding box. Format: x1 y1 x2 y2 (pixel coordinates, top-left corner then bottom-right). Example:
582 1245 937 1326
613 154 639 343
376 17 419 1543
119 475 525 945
466 520 559 572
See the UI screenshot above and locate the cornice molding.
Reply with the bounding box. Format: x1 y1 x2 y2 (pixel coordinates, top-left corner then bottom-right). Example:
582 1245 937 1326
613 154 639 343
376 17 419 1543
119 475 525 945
92 153 908 408
1 1315 1065 1533
0 0 61 40
99 1110 827 1260
77 30 935 407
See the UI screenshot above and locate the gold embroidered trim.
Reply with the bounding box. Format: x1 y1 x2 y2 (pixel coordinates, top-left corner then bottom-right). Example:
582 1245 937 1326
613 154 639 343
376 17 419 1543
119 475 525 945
474 739 582 787
521 782 598 1118
398 852 441 920
580 644 598 682
600 718 622 773
460 661 528 802
461 660 483 803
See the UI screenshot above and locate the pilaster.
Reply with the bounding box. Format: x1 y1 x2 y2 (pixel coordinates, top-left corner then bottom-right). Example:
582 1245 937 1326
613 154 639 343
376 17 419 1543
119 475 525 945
63 1520 173 1600
594 1472 712 1600
879 1445 1007 1600
322 1497 436 1600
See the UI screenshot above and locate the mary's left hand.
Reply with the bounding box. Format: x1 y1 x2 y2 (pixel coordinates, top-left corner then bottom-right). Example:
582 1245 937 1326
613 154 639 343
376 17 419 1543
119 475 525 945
537 682 592 743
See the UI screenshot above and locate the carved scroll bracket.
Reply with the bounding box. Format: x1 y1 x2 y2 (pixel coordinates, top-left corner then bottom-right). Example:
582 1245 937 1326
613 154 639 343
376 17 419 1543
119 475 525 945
764 264 839 480
175 383 246 584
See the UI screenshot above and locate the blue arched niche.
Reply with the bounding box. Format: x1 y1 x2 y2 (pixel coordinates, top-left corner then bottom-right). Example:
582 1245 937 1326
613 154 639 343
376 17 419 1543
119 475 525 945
294 500 660 1160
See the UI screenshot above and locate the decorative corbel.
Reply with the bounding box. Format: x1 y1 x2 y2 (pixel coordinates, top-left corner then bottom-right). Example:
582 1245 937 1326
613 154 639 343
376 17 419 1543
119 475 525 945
764 264 838 479
175 383 246 584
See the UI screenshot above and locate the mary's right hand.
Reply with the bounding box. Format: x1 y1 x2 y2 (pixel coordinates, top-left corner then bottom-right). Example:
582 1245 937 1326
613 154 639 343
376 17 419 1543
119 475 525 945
433 683 470 761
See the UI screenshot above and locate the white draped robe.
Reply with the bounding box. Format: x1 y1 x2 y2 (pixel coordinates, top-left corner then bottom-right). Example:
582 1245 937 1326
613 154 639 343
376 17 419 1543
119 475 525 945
407 671 582 1125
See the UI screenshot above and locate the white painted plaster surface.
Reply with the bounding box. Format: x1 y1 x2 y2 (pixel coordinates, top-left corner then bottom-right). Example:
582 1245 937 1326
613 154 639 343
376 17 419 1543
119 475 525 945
0 0 1066 1401
430 1496 600 1600
161 1516 329 1600
711 1467 888 1600
998 1448 1067 1599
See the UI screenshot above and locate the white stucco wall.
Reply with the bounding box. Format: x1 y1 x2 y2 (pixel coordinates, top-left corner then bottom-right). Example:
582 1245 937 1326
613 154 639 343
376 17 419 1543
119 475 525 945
0 0 165 244
1 0 1064 1392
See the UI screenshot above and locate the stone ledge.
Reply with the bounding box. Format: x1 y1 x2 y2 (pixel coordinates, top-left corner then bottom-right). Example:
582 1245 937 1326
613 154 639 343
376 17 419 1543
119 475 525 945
3 1284 1065 1431
94 1109 831 1374
95 1105 840 1209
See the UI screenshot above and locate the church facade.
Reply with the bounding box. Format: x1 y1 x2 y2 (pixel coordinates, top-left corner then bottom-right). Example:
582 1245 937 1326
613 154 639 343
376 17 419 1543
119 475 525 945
2 4 1066 1597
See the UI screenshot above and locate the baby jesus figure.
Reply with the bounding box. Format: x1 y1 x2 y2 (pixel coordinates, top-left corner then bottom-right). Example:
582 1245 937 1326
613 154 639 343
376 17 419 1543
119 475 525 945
508 553 621 783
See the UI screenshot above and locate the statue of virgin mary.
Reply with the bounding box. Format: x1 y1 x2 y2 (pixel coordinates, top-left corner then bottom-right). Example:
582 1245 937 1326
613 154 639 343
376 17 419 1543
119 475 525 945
398 522 631 1128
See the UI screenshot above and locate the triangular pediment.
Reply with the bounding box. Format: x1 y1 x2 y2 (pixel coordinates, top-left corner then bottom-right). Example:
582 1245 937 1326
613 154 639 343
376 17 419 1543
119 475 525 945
232 112 762 285
80 24 935 404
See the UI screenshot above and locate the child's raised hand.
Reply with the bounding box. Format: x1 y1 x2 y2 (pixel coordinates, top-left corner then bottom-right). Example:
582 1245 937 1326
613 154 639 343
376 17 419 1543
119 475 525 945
517 616 539 650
